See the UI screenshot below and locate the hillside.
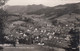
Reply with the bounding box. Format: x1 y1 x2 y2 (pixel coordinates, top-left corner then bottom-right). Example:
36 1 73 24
4 3 80 26
4 4 47 14
4 2 80 36
27 3 80 26
28 3 80 16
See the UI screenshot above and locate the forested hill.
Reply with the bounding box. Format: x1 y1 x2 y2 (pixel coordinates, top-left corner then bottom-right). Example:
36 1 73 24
4 4 47 14
27 2 80 26
4 2 80 27
28 2 80 17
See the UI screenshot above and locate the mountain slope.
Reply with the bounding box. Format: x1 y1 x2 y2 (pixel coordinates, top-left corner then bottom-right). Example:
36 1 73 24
28 3 80 16
4 4 47 14
27 3 80 26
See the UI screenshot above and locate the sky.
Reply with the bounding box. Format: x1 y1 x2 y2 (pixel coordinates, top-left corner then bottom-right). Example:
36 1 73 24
6 0 80 7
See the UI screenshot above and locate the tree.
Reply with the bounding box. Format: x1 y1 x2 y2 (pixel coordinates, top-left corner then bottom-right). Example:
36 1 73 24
0 0 8 43
68 27 79 51
0 0 8 6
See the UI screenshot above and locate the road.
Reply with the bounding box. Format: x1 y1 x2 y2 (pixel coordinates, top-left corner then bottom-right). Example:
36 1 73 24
3 45 53 51
1 44 65 51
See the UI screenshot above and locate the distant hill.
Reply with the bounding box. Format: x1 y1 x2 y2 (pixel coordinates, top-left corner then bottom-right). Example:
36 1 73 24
27 3 80 26
4 3 80 26
28 3 80 16
4 4 47 14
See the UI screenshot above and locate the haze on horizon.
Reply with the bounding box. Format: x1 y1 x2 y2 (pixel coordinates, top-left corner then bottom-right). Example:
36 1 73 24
6 0 80 7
